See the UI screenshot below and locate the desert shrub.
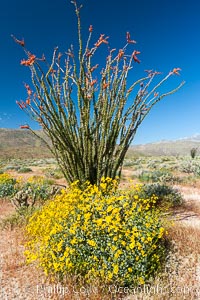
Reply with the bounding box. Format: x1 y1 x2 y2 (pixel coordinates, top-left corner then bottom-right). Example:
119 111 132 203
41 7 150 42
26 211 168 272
25 178 167 287
123 159 135 167
27 175 54 186
194 168 200 177
140 183 183 208
178 159 200 174
138 170 178 184
43 167 64 179
160 172 181 184
179 161 194 174
0 173 18 198
3 165 20 171
17 167 32 173
0 174 17 185
22 176 55 203
0 183 17 198
146 159 162 169
160 157 172 162
30 158 56 166
137 170 152 182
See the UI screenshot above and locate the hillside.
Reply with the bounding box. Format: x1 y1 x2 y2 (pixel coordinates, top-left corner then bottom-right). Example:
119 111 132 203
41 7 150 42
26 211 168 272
130 137 200 156
1 128 200 159
0 128 51 159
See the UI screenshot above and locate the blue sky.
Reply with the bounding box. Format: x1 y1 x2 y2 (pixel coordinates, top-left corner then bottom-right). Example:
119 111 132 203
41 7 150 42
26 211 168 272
0 0 199 144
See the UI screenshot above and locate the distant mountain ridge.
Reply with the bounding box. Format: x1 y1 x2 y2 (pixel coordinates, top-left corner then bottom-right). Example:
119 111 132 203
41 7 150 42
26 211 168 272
0 128 51 159
0 128 200 158
177 134 200 142
131 135 200 156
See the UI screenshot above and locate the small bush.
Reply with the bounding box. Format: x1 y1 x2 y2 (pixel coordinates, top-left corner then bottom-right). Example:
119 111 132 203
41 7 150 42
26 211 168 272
3 165 20 171
43 167 64 179
179 160 200 174
0 183 17 198
0 173 16 184
123 159 135 167
25 178 167 287
27 175 54 185
0 173 18 198
140 183 183 208
194 168 200 177
17 167 32 173
138 170 178 184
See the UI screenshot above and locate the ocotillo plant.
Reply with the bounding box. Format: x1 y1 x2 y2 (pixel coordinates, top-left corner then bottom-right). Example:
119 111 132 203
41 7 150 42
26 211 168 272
13 1 184 185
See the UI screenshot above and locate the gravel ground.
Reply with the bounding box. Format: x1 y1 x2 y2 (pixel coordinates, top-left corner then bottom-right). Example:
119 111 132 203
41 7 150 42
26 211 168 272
0 202 51 300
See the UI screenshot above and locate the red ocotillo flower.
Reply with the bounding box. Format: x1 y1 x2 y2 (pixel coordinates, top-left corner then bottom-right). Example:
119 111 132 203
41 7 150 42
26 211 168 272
127 87 133 93
16 101 23 109
89 25 93 32
24 83 32 96
11 35 25 47
103 82 109 89
172 68 181 75
94 34 109 47
132 50 141 63
49 68 56 75
117 49 124 60
20 125 30 129
90 64 99 72
90 79 97 86
21 54 36 66
86 49 92 57
126 32 136 44
16 100 26 109
26 98 31 105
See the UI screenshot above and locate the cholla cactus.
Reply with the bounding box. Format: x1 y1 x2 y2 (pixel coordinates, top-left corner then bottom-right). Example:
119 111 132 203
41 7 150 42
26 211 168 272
11 188 36 209
13 1 184 185
190 147 198 159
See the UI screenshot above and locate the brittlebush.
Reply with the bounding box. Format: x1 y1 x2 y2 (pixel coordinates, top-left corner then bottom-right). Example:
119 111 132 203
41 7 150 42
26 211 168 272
25 178 167 286
0 173 18 198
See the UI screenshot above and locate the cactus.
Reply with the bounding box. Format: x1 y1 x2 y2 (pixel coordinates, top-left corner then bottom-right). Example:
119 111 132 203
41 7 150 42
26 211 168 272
190 147 198 159
11 188 36 209
13 1 184 185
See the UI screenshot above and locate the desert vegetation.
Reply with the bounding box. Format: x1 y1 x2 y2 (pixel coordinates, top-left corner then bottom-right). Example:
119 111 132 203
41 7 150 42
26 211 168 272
1 1 199 299
1 154 200 299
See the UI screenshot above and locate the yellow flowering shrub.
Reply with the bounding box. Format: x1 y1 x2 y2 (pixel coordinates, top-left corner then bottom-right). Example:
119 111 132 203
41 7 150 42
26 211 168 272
25 178 167 286
21 175 54 204
0 173 16 184
0 173 18 198
27 175 47 185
